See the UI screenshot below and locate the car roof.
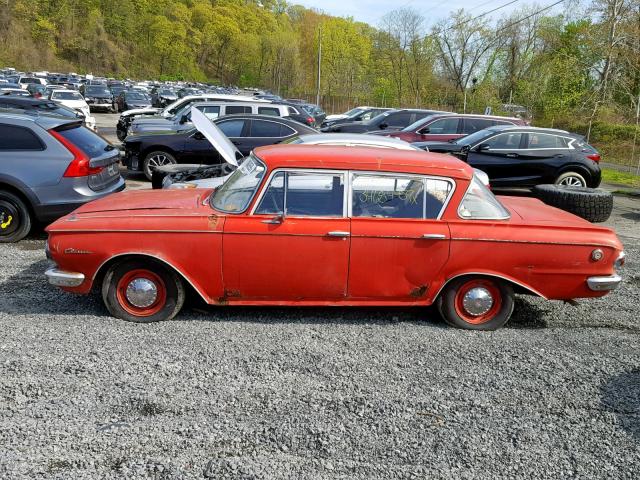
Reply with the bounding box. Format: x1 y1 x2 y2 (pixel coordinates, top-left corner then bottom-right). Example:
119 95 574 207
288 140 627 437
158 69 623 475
296 133 415 149
253 144 473 180
483 125 571 134
214 113 317 131
0 97 55 106
425 113 524 122
0 109 81 129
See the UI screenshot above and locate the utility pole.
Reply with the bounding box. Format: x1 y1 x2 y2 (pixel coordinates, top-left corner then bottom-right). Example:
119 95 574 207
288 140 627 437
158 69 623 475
316 25 322 107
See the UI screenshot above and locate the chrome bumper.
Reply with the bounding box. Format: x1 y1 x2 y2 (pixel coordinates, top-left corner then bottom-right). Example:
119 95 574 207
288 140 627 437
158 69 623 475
45 268 85 287
587 274 622 292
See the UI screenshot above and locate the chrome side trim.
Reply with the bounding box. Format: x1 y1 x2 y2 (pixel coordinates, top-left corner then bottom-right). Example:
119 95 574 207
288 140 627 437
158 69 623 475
47 229 223 234
432 272 547 300
45 268 85 287
587 275 622 291
451 237 615 248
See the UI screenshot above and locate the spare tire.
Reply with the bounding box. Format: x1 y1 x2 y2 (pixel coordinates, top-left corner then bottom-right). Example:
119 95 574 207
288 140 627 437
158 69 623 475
532 184 613 223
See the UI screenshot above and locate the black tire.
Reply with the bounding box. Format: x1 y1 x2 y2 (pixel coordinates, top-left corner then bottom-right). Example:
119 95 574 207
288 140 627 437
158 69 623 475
437 276 515 331
142 151 177 181
0 190 31 243
116 127 126 141
533 184 613 223
102 259 185 323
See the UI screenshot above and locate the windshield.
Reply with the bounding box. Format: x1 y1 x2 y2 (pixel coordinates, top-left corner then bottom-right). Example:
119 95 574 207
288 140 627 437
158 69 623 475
402 115 436 132
52 91 83 101
211 155 266 213
86 86 110 95
458 176 510 219
368 110 392 125
455 129 498 146
159 89 175 95
344 107 364 117
126 92 149 101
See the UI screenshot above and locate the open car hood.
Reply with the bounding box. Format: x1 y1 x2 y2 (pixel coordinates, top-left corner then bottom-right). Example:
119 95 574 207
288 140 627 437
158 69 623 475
191 107 240 166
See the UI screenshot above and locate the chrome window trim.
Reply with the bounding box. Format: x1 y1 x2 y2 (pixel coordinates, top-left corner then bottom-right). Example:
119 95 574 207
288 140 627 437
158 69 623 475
471 132 577 152
457 176 511 221
250 167 349 218
210 154 267 215
348 170 456 220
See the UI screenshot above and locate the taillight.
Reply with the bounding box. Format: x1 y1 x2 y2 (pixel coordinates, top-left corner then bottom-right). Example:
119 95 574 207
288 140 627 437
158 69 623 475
586 153 601 162
49 129 104 177
307 117 314 124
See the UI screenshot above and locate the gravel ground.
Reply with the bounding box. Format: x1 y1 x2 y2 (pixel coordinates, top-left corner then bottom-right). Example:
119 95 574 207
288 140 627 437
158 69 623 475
0 123 639 478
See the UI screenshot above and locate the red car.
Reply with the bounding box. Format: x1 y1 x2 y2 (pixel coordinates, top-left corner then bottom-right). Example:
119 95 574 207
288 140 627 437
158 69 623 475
372 113 528 143
44 146 624 330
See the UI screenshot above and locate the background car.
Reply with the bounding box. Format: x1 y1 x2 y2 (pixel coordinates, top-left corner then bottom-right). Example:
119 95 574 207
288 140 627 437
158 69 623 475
114 90 152 112
48 89 91 121
123 114 317 179
0 97 95 130
26 83 47 98
413 126 602 188
321 106 391 129
322 109 446 133
81 84 114 112
151 87 178 107
0 111 123 242
375 113 528 143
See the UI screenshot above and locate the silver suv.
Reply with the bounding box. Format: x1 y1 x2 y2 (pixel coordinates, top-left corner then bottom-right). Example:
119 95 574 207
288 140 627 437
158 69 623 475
0 110 124 242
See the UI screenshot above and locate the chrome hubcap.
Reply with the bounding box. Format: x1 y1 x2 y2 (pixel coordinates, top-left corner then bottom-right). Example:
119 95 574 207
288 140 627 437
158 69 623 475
125 278 158 308
462 287 494 316
559 176 584 187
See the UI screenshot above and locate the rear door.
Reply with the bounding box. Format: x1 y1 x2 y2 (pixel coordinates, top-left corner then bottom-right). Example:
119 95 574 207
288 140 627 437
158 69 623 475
513 132 572 185
216 118 250 155
347 173 453 301
244 119 296 151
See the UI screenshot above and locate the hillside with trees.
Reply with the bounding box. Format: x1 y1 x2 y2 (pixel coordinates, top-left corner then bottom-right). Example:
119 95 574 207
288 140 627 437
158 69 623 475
1 0 639 169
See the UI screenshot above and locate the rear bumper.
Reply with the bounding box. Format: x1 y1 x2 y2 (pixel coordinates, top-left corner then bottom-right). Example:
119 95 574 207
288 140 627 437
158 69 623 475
45 268 85 287
587 274 621 291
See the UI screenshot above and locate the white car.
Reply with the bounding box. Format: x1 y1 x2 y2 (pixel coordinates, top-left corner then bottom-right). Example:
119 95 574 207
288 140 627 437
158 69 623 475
48 89 96 131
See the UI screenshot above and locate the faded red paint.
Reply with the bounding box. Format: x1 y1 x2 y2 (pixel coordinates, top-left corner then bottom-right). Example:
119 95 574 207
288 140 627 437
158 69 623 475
46 145 624 310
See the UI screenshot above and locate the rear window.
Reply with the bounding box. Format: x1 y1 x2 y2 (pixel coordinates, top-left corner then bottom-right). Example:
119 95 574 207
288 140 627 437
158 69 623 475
54 125 110 157
52 91 83 101
0 124 44 150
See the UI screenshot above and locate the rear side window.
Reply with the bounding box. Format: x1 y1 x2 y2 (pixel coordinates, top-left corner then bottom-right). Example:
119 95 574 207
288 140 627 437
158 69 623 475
226 105 252 115
527 133 568 149
0 124 44 150
53 125 109 157
258 107 281 116
251 120 294 138
462 118 493 134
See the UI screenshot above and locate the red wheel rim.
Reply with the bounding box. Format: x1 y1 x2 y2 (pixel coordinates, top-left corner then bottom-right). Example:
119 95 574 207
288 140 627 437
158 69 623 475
116 269 166 317
454 279 502 325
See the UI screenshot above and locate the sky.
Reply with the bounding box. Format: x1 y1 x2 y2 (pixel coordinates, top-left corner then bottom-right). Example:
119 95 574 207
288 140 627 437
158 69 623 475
290 0 563 28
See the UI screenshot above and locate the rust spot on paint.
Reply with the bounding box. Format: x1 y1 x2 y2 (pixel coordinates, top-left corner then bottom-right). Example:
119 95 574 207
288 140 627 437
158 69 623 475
224 289 241 298
410 285 428 298
208 215 219 229
216 297 228 305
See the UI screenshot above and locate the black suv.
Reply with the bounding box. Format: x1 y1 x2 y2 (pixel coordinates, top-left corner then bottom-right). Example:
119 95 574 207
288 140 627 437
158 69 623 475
414 126 602 188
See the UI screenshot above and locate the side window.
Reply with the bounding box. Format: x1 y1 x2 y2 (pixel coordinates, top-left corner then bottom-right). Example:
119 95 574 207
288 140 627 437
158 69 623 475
462 118 493 134
482 133 522 150
351 174 451 219
287 106 299 115
258 107 281 116
0 124 44 150
256 171 345 217
226 105 251 115
386 112 413 127
527 133 568 149
199 105 220 119
251 120 284 138
423 118 459 134
217 119 245 137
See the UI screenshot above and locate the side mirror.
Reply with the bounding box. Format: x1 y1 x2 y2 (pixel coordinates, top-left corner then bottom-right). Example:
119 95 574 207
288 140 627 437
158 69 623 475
379 122 388 130
193 131 204 140
461 145 471 154
180 114 189 124
477 143 491 152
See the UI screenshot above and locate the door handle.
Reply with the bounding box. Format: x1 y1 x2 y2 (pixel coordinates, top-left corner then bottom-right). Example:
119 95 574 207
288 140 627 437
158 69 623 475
327 231 350 237
421 233 447 240
261 215 284 224
231 141 241 145
506 153 518 158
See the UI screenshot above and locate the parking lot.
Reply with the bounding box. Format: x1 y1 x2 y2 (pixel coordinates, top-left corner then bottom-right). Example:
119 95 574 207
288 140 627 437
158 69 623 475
0 113 637 478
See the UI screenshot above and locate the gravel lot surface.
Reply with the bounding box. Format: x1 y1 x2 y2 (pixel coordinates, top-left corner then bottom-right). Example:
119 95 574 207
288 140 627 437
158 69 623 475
0 116 638 478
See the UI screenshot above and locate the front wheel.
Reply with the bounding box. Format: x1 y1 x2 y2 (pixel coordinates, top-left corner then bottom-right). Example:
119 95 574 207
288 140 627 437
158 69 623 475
437 277 514 330
102 259 185 323
143 151 177 181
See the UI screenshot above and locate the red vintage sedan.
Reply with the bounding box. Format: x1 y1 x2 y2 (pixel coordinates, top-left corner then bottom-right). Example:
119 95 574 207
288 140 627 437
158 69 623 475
44 145 625 330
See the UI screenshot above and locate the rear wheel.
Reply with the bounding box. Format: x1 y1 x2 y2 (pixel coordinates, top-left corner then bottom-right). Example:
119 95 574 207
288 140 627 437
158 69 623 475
555 171 586 187
143 151 177 181
0 190 31 243
102 259 185 323
437 277 514 330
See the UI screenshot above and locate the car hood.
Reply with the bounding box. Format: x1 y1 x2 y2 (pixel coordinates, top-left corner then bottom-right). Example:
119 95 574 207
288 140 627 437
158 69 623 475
192 108 240 166
121 107 162 117
132 117 172 126
56 100 88 109
413 141 463 152
325 114 348 121
70 189 209 215
85 94 111 99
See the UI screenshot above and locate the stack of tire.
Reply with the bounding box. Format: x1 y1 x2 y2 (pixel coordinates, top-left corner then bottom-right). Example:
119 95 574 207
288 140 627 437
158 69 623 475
533 185 613 223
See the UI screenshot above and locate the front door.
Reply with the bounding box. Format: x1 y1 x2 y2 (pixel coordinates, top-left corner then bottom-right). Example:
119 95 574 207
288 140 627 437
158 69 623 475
222 170 349 300
347 173 453 301
467 131 526 186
